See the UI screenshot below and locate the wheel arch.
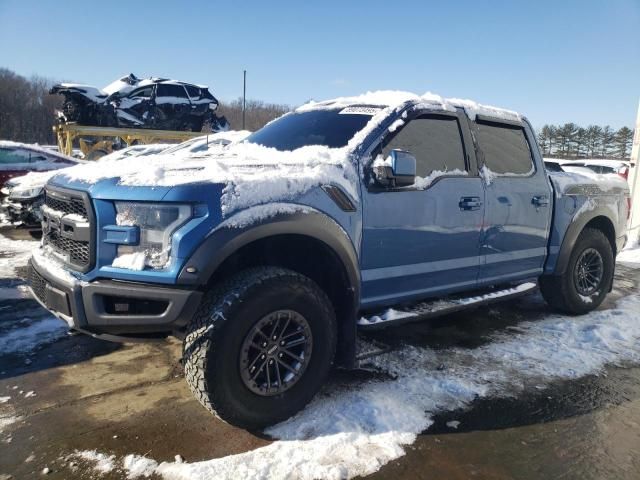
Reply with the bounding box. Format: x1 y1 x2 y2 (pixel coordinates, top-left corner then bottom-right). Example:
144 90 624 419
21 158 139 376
178 210 361 367
553 211 617 276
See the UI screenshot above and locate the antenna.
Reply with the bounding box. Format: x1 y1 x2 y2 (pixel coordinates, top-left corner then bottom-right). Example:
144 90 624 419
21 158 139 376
242 70 247 130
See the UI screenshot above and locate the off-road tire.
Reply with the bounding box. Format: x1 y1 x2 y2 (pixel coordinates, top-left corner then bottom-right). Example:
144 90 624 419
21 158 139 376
183 267 337 430
539 228 614 314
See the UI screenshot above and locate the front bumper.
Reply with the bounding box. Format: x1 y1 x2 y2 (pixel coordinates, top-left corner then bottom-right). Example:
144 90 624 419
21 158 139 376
0 196 43 228
28 253 202 340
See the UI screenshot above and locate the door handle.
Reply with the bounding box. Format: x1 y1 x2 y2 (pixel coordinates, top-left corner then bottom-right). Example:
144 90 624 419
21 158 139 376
532 195 549 207
459 197 482 211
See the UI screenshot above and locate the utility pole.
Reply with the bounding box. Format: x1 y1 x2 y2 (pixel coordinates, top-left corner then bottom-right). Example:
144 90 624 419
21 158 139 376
628 99 640 245
242 70 247 130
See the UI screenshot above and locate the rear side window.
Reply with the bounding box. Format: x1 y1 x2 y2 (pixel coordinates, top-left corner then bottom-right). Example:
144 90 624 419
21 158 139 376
476 121 534 175
382 115 467 178
156 84 189 98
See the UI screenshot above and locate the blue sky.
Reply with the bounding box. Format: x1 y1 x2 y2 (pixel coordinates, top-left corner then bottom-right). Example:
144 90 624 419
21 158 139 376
1 0 638 128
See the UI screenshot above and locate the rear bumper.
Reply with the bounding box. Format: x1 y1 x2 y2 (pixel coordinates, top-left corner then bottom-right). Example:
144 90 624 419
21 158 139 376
28 254 202 340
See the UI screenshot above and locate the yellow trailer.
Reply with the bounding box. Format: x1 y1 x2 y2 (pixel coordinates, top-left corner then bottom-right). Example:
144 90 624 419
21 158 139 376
53 123 204 160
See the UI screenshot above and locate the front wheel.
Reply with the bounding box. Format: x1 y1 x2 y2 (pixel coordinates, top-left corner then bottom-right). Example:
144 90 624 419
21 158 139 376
540 228 614 314
183 267 336 430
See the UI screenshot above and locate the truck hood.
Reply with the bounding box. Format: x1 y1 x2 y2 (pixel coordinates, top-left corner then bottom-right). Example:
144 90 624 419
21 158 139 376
49 140 359 219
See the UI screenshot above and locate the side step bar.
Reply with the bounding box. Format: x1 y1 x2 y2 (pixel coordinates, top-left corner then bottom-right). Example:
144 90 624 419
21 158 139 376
358 282 538 331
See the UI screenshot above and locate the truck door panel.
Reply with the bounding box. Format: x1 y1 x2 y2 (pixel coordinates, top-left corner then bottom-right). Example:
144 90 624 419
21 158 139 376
474 119 553 283
360 111 483 308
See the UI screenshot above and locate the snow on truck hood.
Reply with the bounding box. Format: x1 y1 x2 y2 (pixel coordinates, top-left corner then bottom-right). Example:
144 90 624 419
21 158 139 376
54 91 524 218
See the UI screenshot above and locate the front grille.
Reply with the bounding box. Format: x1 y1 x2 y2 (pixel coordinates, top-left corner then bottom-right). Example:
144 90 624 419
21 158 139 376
42 187 94 272
47 229 91 265
45 194 87 217
29 263 47 303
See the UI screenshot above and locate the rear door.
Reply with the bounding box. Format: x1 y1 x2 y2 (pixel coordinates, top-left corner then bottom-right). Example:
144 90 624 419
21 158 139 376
360 109 484 308
155 84 192 126
473 118 553 284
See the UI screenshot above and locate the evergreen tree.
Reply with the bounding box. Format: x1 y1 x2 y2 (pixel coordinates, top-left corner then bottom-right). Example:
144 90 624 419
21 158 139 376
612 127 633 159
599 126 615 158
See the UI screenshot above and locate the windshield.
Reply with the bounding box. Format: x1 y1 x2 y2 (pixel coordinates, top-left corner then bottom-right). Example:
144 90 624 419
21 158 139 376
245 109 374 151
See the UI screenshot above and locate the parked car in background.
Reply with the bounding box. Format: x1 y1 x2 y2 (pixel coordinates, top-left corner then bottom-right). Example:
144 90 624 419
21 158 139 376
1 131 251 233
572 159 634 181
0 144 167 232
543 160 564 172
0 141 78 188
559 164 602 179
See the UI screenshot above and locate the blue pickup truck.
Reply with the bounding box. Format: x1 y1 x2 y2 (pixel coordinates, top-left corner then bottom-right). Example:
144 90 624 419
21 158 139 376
28 92 630 429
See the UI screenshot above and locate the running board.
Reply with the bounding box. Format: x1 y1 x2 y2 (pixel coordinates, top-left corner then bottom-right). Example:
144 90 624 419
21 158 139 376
358 282 538 331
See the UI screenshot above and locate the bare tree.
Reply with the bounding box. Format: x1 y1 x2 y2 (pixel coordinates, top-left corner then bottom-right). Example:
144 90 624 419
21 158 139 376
217 98 290 132
0 68 62 144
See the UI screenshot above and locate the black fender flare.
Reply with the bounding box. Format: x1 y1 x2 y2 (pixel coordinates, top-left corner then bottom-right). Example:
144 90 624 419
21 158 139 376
553 207 617 276
178 208 361 305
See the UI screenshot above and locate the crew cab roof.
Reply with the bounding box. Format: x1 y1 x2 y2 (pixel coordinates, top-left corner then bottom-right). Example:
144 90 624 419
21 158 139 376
295 90 523 124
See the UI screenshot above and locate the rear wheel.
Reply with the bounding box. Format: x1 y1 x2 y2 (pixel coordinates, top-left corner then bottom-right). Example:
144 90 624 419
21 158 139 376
539 228 614 314
183 267 336 430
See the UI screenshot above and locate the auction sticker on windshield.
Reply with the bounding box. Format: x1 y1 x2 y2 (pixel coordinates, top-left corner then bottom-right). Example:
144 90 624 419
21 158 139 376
339 106 382 115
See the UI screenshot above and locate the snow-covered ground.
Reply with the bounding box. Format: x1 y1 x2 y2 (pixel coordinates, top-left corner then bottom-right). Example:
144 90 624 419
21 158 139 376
68 248 640 480
0 234 67 356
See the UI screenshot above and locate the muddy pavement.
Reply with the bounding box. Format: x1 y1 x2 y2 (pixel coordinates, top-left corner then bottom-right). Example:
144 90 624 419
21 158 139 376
1 230 640 479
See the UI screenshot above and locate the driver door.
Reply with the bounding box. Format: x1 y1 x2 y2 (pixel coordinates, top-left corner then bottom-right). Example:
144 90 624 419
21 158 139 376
360 110 484 309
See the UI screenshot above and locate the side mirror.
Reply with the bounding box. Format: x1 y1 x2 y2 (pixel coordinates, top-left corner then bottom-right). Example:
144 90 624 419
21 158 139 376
373 149 417 187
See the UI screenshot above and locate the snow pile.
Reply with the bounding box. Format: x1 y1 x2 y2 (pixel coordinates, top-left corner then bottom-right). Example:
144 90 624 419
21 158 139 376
123 454 160 478
0 316 67 356
358 308 417 326
218 203 313 229
31 246 80 286
72 451 117 474
74 289 640 480
413 168 468 189
448 97 521 122
112 252 146 271
59 138 361 219
617 245 640 265
0 233 37 278
5 169 61 192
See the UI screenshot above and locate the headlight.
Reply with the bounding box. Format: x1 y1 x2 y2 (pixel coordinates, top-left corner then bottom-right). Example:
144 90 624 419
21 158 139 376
9 186 44 200
115 202 192 269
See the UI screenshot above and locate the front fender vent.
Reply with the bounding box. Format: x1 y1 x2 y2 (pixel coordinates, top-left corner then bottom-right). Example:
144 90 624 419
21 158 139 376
322 185 356 212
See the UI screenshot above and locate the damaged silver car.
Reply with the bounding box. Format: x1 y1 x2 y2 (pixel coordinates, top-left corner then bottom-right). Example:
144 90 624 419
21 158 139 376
50 74 229 132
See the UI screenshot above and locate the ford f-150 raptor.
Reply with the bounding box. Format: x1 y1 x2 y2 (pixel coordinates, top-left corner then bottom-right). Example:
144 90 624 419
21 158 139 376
27 91 630 429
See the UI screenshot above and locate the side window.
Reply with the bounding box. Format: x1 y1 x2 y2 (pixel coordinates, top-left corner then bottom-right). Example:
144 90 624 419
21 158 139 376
381 115 467 178
130 87 153 99
156 84 189 99
476 121 534 175
185 85 201 100
0 148 33 164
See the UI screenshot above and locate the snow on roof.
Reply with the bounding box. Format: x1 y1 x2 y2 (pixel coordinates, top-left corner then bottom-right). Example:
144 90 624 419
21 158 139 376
296 90 522 122
0 140 76 161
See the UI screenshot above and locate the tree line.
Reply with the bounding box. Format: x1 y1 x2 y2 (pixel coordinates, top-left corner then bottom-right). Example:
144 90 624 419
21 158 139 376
0 68 62 144
537 123 634 160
